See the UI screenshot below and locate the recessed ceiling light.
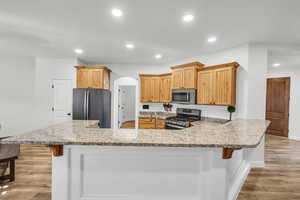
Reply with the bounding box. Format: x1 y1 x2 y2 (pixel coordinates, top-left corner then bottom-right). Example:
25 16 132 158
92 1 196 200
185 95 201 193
74 48 83 54
182 14 194 22
207 36 217 43
1 191 7 195
111 9 123 17
155 54 163 59
273 63 281 67
125 43 134 50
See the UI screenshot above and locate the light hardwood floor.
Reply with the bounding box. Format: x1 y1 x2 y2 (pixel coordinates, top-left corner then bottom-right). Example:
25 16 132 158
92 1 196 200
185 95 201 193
0 145 51 200
237 135 300 200
1 135 299 200
120 120 135 129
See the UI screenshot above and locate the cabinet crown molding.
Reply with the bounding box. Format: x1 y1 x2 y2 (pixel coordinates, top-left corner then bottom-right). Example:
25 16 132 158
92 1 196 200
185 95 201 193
139 73 171 77
199 62 240 71
74 65 112 72
170 62 204 70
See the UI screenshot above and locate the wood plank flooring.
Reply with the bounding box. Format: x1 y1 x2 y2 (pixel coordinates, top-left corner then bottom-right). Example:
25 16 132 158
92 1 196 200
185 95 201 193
1 135 299 200
0 145 51 200
237 135 300 200
120 120 135 129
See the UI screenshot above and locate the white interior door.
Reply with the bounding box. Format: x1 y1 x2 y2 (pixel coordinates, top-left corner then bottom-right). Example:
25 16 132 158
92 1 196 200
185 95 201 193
53 79 73 123
118 86 135 128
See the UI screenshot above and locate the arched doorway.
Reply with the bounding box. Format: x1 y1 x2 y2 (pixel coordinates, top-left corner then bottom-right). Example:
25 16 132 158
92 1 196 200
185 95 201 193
113 77 139 129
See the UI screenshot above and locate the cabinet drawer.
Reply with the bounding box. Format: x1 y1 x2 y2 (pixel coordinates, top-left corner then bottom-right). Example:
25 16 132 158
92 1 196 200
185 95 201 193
139 118 156 129
139 117 155 123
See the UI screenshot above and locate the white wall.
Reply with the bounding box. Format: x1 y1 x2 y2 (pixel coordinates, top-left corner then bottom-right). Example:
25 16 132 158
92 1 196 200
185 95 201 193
0 56 77 136
34 58 77 129
267 66 300 140
0 56 36 136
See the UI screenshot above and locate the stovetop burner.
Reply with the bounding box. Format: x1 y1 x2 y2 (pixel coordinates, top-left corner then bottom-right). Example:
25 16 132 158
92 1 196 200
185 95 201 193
166 108 202 129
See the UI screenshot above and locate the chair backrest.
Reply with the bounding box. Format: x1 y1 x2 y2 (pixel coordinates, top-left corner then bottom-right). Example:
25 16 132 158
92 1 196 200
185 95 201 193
0 144 20 161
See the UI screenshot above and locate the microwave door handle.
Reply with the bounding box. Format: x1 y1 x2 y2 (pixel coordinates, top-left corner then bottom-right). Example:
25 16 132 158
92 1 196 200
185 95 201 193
186 93 190 101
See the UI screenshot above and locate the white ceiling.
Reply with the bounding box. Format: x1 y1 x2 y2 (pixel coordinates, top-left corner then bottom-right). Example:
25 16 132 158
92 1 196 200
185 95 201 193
0 0 300 64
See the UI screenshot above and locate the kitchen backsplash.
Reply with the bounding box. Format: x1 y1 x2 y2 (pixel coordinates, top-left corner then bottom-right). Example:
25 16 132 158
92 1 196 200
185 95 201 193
139 103 236 120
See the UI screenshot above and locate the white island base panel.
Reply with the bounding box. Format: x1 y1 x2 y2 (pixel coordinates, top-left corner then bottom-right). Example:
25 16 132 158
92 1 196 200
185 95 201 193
52 146 259 200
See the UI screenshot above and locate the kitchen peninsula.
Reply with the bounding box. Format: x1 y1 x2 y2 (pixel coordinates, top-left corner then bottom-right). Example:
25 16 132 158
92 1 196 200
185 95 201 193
1 118 269 200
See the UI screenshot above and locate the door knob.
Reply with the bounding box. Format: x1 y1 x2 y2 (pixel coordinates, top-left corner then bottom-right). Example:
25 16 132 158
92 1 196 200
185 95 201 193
67 113 72 116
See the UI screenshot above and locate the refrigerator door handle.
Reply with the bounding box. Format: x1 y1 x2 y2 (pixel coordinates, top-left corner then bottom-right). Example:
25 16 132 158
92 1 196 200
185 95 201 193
87 90 90 120
84 90 87 120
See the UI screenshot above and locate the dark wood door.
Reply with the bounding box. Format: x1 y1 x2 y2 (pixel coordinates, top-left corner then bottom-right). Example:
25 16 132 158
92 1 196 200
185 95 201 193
266 77 290 137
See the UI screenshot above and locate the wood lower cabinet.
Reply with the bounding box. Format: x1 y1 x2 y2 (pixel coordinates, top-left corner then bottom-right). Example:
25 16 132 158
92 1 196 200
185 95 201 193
156 119 166 129
138 117 156 129
140 74 171 103
75 66 111 89
197 62 238 106
171 62 204 89
138 118 166 129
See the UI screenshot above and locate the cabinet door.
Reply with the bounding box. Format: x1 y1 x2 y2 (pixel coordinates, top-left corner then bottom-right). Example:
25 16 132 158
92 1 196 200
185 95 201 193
160 76 171 102
103 70 110 89
152 77 161 102
214 67 236 105
88 69 103 88
172 70 183 89
156 119 166 129
140 77 153 102
183 68 197 89
197 70 214 105
77 69 89 88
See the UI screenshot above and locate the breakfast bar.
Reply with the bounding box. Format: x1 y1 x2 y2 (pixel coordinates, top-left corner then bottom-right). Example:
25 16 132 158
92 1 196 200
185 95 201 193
1 119 270 200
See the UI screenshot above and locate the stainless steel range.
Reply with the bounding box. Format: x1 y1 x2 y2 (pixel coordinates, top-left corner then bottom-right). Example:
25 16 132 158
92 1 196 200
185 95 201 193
166 108 202 129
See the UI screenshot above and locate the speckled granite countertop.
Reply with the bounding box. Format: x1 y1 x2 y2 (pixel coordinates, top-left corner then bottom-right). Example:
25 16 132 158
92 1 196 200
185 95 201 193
139 111 176 119
0 118 270 148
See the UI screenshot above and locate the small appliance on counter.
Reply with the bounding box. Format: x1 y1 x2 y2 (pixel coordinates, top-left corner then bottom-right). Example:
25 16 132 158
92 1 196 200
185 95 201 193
172 89 196 104
165 108 201 129
72 88 111 128
163 103 173 112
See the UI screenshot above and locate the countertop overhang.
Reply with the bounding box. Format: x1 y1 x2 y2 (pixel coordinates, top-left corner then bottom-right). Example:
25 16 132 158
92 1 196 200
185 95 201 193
0 118 270 149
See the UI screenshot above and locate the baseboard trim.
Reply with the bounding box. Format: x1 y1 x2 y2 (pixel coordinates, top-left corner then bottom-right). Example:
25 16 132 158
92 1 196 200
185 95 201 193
228 161 251 200
250 161 265 168
289 136 300 141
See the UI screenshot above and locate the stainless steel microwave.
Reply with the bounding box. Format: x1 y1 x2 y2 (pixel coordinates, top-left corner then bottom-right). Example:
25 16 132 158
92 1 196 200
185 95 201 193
172 89 196 104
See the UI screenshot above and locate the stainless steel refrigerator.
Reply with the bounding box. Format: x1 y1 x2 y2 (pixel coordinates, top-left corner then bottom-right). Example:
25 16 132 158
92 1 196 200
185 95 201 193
72 88 111 128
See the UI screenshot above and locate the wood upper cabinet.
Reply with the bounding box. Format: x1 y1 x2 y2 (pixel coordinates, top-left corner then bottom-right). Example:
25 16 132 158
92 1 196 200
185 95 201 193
171 62 204 89
75 66 111 89
214 67 235 105
77 69 90 88
159 74 172 103
152 77 161 102
197 70 214 105
172 70 184 89
140 76 154 102
197 62 239 106
140 74 171 103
